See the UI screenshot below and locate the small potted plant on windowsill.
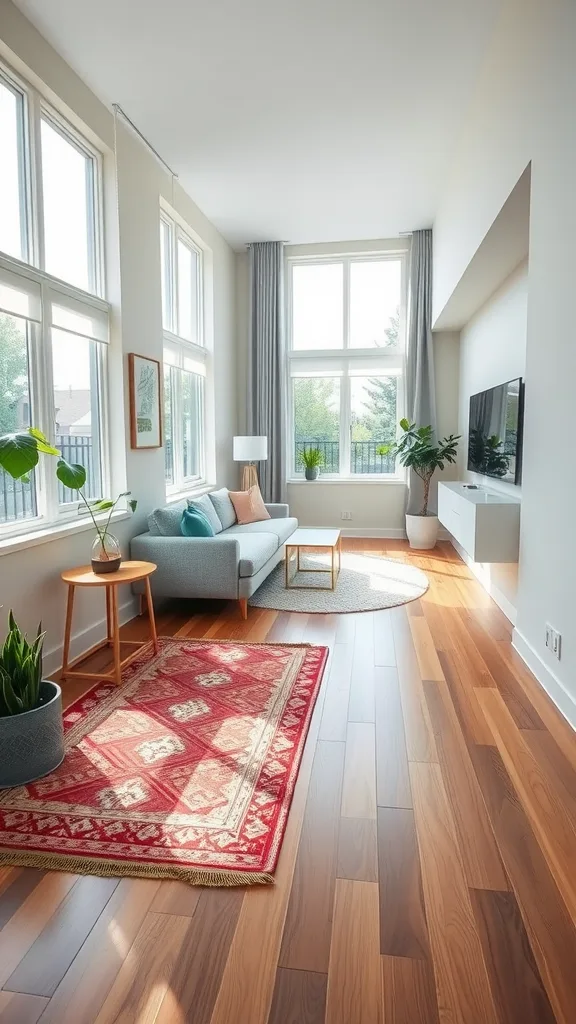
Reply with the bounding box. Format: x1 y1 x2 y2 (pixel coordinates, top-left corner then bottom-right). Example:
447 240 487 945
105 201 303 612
0 612 64 788
0 429 137 572
298 447 324 481
379 419 460 550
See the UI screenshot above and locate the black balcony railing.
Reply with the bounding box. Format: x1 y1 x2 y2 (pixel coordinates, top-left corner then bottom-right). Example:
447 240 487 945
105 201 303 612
0 435 99 525
295 439 396 475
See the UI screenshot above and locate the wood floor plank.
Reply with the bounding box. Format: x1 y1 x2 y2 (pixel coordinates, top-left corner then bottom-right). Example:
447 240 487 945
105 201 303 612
0 993 48 1024
373 610 395 666
408 616 444 682
93 911 192 1024
267 969 327 1024
462 612 545 729
390 608 437 763
377 807 429 959
375 667 412 809
341 722 377 819
381 956 439 1024
325 879 382 1024
150 880 201 917
478 688 576 924
337 817 378 882
348 612 376 723
409 761 498 1024
470 888 556 1024
36 878 161 1024
423 679 508 891
6 876 119 998
155 889 244 1024
499 639 576 771
0 873 78 989
279 740 346 973
319 643 353 742
209 664 328 1024
0 870 46 930
471 744 576 1024
523 729 576 802
437 648 494 747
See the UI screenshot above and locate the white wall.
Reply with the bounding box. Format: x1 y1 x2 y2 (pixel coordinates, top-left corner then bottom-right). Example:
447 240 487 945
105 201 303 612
433 0 576 723
0 0 237 672
454 262 527 618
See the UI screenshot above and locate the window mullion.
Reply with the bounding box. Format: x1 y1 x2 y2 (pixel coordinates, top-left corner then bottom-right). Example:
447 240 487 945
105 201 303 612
28 89 45 272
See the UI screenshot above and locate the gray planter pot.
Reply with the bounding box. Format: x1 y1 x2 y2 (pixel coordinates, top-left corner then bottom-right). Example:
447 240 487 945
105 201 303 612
305 467 320 481
0 681 65 788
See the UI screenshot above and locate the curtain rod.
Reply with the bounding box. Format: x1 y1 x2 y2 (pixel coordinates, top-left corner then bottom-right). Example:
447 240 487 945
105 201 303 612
112 103 178 180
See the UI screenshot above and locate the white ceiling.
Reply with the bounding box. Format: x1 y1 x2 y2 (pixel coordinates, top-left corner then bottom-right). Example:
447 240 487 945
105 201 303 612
13 0 502 249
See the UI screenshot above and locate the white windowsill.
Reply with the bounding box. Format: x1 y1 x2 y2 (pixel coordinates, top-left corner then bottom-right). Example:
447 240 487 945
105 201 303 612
287 477 407 486
165 482 216 504
0 509 131 558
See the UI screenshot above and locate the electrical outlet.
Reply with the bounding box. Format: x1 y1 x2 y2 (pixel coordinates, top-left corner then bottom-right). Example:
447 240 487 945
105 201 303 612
341 511 352 521
545 624 562 660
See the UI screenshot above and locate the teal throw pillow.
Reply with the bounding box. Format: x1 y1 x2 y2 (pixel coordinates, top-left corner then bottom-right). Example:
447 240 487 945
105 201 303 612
181 506 215 538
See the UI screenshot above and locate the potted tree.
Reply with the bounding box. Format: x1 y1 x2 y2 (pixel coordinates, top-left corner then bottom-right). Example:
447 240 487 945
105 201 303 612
379 420 460 549
298 447 324 481
0 612 64 787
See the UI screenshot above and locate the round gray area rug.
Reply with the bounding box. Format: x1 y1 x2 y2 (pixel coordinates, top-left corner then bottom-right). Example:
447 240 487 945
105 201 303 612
249 551 429 613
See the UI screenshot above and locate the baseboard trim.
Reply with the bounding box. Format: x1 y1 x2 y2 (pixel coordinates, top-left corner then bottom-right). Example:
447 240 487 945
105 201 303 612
44 596 139 678
450 539 517 624
340 528 405 538
512 627 576 732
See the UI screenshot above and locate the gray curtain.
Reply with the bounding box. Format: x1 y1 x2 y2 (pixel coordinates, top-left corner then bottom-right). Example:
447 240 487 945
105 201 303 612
247 241 286 502
405 229 437 514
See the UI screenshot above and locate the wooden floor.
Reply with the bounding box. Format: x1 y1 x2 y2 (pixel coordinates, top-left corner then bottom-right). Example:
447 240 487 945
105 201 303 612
1 540 576 1024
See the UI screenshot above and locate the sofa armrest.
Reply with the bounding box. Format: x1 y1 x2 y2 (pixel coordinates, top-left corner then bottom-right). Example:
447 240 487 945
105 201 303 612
130 533 241 599
265 503 289 519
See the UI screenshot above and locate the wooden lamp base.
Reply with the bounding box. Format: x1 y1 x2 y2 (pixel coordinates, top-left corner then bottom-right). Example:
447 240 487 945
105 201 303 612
241 464 259 490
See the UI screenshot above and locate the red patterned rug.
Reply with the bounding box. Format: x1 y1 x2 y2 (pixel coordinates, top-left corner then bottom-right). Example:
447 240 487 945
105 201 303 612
0 638 327 886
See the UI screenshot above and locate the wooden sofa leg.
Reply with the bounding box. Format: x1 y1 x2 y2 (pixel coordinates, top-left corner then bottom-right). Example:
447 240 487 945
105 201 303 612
239 599 248 620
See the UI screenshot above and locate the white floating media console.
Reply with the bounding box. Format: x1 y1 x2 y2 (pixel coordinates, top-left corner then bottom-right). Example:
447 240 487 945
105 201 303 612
437 482 521 563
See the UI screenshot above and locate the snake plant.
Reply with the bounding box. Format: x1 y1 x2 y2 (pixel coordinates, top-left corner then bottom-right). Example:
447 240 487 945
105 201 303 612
0 612 45 717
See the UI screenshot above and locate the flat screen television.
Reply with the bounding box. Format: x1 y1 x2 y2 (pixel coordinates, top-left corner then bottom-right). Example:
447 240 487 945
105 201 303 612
467 377 524 484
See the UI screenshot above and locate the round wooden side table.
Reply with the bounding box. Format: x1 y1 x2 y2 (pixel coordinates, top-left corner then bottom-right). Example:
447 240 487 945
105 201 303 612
60 560 158 687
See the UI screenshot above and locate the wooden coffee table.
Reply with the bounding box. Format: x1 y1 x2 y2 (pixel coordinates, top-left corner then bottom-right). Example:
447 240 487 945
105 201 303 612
285 528 342 590
61 560 158 686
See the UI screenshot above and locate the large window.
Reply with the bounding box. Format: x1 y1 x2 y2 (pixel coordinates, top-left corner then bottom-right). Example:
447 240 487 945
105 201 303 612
160 212 206 492
288 254 405 477
0 61 108 536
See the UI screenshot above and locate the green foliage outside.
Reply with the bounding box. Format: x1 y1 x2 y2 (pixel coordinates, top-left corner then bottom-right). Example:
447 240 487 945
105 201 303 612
0 314 28 435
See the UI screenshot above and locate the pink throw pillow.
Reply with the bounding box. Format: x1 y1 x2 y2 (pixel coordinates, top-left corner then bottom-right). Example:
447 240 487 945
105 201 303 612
228 485 271 525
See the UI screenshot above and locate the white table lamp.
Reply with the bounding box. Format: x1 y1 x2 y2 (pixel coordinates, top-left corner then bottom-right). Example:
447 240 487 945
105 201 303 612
233 436 268 490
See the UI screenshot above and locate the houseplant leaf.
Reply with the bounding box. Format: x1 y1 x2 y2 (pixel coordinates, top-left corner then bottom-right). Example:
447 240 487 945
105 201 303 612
56 459 87 490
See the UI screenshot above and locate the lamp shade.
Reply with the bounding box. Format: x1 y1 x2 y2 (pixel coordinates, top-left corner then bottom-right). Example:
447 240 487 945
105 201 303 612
233 436 268 462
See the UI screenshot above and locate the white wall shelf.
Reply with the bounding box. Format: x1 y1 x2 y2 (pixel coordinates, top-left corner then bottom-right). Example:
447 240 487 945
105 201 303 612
438 481 520 563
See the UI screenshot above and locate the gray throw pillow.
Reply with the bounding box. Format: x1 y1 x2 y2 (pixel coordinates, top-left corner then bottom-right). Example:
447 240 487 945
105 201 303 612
187 494 222 535
208 488 237 531
148 502 187 536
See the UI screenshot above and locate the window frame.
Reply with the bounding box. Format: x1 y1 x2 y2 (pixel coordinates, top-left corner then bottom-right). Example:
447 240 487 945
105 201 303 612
286 251 407 481
160 210 208 496
0 56 110 541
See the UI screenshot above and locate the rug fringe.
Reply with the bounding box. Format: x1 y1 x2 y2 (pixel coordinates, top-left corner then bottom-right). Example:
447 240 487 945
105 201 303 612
0 850 274 887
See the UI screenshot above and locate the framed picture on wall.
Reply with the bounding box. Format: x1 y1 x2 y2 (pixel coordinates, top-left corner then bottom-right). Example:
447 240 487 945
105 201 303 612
128 353 162 449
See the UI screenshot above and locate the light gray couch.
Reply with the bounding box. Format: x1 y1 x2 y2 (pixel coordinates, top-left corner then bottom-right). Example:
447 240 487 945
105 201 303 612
130 495 298 618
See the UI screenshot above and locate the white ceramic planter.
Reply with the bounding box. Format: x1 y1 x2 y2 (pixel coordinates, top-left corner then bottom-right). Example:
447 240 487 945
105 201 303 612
405 514 439 550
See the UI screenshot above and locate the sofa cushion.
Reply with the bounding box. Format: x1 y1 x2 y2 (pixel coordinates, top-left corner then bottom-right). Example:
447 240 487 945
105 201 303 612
187 494 222 534
148 501 187 536
208 488 237 531
181 506 214 537
224 517 298 548
228 484 271 525
236 534 278 577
